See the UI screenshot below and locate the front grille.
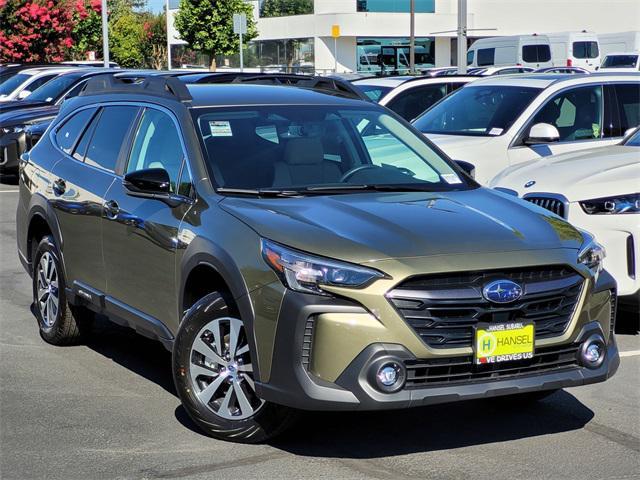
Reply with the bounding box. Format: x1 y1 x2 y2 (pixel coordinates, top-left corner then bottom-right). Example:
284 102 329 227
388 266 584 349
524 196 566 218
301 316 315 371
404 343 580 388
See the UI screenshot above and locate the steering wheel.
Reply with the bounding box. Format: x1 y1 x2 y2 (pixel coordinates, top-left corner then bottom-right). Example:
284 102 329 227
340 164 381 183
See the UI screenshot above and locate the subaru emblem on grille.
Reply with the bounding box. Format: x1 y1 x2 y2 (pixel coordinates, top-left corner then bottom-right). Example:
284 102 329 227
524 180 536 188
483 280 523 304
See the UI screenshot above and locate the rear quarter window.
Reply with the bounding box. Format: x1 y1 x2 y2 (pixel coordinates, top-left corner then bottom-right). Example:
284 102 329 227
54 108 97 154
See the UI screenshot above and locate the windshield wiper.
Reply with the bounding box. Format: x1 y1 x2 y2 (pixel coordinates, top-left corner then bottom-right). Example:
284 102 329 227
215 187 304 197
303 184 445 193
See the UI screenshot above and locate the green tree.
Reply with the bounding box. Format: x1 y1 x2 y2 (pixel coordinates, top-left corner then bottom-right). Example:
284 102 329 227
174 0 257 71
260 0 312 18
109 10 146 67
142 11 168 70
70 0 103 60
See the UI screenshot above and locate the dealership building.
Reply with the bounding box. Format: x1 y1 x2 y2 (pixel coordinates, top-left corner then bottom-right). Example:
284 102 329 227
167 0 640 72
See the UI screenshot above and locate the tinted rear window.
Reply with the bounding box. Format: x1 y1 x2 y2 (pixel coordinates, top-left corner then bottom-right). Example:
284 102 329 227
572 41 599 59
84 106 139 171
522 44 551 63
602 55 639 68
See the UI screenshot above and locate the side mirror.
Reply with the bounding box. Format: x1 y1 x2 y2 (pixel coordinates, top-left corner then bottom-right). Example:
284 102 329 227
525 123 560 145
123 168 186 207
454 160 476 179
17 89 31 100
123 168 171 195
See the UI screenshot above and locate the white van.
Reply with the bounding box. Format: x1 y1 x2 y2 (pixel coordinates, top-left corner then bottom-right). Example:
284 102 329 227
546 31 600 71
598 31 640 57
599 52 640 72
467 35 553 69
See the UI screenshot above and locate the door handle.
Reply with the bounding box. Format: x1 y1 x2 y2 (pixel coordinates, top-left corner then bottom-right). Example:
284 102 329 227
103 200 120 220
52 178 66 195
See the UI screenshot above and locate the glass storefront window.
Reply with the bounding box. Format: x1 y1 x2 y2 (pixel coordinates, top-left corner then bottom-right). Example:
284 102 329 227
357 0 435 13
357 37 435 73
259 0 314 18
247 38 315 73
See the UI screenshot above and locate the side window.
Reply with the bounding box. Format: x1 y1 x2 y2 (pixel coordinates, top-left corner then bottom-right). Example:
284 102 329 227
127 108 184 193
522 45 551 63
62 80 88 101
466 50 474 65
55 108 96 154
604 84 640 137
386 85 446 121
85 106 139 171
26 74 55 93
477 48 494 66
177 166 193 197
531 86 603 142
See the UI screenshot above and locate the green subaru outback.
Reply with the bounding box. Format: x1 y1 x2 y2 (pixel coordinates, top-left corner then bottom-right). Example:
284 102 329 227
16 76 618 443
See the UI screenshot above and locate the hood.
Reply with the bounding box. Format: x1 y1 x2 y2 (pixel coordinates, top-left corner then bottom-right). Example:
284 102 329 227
219 189 584 264
424 133 496 155
0 100 48 115
0 104 59 127
491 145 640 201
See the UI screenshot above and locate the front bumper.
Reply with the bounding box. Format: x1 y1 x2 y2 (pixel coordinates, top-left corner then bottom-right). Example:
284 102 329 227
255 268 619 411
0 131 25 173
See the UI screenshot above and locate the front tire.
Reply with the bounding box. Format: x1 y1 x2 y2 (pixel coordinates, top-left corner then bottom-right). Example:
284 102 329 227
32 235 92 345
172 292 297 443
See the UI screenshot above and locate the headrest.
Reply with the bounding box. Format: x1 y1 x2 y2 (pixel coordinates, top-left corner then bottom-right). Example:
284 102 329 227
284 137 323 165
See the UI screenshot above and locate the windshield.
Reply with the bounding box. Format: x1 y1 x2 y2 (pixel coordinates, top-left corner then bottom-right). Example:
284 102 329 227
353 84 393 102
602 55 639 68
413 85 541 136
27 73 83 102
0 73 29 96
193 105 472 193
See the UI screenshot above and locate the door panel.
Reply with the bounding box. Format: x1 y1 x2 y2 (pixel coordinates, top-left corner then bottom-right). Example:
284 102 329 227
102 107 191 330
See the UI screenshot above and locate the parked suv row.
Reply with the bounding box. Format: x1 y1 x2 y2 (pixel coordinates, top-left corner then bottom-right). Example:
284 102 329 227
17 76 618 442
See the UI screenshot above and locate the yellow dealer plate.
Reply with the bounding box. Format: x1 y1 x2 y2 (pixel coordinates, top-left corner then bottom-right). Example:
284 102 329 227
475 322 534 365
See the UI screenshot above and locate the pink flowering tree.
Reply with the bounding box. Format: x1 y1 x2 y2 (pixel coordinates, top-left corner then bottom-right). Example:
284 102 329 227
0 0 76 62
70 0 103 60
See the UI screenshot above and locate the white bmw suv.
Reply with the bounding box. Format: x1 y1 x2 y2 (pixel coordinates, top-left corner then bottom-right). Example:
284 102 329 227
490 128 640 302
412 72 640 184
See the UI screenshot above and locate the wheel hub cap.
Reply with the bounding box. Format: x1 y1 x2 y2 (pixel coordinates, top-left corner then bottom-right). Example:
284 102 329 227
36 252 59 328
188 317 264 420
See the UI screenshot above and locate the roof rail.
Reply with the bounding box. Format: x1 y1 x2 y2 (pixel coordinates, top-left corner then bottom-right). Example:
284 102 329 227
79 74 193 103
231 74 371 101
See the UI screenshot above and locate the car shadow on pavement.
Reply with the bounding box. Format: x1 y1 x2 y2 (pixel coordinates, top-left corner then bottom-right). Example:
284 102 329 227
0 174 19 185
85 315 176 395
269 391 594 458
85 316 596 456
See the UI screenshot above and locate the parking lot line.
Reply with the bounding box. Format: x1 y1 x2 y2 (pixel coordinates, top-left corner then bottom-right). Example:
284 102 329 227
619 350 640 358
0 190 19 193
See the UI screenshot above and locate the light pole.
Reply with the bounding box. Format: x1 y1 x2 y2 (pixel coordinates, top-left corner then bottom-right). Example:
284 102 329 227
409 0 415 74
457 0 467 74
101 0 109 67
166 0 172 69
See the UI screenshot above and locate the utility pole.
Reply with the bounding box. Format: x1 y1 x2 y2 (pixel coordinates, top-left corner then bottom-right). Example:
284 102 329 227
101 0 109 67
457 0 467 74
409 0 415 74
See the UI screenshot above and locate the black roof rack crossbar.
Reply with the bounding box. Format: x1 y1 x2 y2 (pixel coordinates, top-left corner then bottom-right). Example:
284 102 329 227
80 74 193 102
231 74 371 102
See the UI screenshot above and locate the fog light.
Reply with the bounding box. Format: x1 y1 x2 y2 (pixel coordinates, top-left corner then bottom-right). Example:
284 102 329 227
579 334 606 369
373 361 406 393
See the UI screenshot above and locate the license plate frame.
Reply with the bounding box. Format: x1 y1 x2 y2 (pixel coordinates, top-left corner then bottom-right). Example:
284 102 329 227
474 321 535 365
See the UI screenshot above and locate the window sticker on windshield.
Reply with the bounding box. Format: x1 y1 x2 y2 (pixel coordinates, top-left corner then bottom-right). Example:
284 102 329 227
209 120 233 137
442 173 463 184
488 127 503 136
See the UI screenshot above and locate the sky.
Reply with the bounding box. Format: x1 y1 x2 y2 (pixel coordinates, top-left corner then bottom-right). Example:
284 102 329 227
145 0 166 13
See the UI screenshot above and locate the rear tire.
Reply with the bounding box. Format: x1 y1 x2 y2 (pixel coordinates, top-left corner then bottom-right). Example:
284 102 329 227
173 292 297 443
32 235 92 345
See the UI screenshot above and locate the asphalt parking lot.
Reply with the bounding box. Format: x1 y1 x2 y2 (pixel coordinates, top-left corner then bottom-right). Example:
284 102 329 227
0 179 639 480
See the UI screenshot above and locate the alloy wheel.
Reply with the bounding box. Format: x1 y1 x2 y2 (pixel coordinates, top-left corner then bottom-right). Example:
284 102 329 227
36 252 59 328
189 317 264 420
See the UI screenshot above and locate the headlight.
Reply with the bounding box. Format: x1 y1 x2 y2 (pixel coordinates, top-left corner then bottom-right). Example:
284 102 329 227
261 239 385 295
580 193 640 215
578 238 606 275
1 125 25 134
